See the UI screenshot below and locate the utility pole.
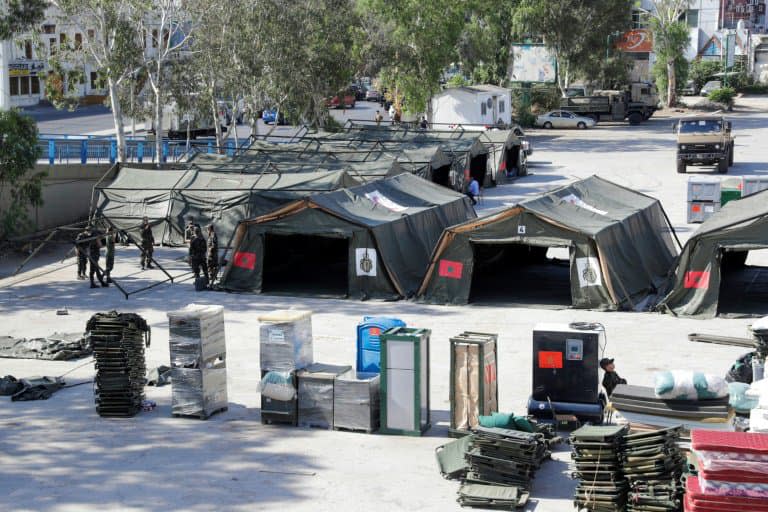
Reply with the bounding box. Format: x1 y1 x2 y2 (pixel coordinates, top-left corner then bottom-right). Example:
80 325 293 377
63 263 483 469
0 39 11 110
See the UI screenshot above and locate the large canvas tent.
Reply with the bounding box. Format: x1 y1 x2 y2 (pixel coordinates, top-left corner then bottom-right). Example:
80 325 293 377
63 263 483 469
94 167 358 247
220 173 477 299
418 176 678 310
657 189 768 318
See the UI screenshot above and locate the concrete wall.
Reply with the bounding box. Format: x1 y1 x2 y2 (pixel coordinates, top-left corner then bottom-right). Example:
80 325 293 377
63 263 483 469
1 163 115 237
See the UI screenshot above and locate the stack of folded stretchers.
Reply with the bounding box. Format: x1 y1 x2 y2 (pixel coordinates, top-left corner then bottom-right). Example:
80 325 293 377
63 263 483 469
685 429 768 511
622 426 685 511
436 426 553 509
570 424 629 512
610 384 732 431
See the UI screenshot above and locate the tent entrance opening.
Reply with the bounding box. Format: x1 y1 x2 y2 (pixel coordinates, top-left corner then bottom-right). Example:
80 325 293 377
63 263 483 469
261 234 349 296
431 165 452 188
468 242 572 305
717 248 768 316
469 154 488 184
504 148 520 177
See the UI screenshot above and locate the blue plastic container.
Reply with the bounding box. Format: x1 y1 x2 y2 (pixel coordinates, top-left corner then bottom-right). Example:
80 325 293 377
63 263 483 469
356 316 406 373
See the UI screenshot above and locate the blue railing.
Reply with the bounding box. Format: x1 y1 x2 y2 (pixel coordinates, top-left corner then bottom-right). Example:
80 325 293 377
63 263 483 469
38 134 247 165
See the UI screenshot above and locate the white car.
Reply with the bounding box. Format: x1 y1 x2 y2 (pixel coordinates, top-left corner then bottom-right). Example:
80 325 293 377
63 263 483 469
535 110 596 129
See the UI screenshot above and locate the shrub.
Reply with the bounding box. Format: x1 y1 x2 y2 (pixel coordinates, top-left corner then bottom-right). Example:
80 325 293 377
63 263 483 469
708 87 736 105
739 83 768 94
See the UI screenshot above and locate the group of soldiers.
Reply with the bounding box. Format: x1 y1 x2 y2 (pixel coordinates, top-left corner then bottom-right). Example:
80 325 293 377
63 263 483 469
75 215 220 291
74 225 115 288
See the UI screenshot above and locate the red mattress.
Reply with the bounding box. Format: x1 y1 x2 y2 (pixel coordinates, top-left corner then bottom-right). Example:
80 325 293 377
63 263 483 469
691 430 768 454
685 493 768 512
687 476 768 508
700 468 768 484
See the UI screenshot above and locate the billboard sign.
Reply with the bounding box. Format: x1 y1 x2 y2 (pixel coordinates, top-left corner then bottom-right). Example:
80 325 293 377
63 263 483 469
509 44 557 83
616 29 653 53
8 61 45 77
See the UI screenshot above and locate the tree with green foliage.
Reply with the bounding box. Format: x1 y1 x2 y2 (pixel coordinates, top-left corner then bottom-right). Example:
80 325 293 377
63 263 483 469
0 110 44 238
688 59 722 92
513 0 634 94
0 0 47 39
647 0 691 107
456 2 519 86
359 0 467 113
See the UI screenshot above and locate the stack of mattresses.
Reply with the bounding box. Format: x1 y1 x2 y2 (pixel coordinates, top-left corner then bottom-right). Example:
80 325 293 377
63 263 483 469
464 427 550 489
87 312 150 417
570 424 629 512
684 430 768 511
622 426 685 511
610 385 732 431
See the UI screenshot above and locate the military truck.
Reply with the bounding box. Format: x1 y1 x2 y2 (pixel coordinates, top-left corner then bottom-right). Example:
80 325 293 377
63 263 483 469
675 115 734 174
559 82 659 125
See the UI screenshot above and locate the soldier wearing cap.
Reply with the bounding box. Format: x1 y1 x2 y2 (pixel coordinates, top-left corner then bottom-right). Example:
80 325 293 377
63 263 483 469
600 357 627 397
140 217 155 270
206 224 219 285
188 226 209 284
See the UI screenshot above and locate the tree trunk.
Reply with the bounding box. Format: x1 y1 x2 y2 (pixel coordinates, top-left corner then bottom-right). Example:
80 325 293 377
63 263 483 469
107 77 127 163
666 57 676 107
211 96 224 153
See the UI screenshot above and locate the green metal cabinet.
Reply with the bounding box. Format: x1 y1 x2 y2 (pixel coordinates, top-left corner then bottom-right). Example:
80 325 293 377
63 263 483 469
379 327 431 436
449 332 498 436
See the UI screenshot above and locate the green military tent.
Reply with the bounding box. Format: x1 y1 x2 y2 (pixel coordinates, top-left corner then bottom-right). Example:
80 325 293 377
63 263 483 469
418 176 678 310
220 173 477 300
657 189 768 318
94 167 359 247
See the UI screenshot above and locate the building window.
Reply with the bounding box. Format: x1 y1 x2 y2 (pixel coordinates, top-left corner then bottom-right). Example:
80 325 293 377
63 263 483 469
152 29 158 48
481 102 487 116
42 24 56 34
24 40 33 59
20 77 30 95
631 9 649 29
31 76 40 95
686 9 698 27
60 33 67 46
499 100 505 113
87 29 95 41
9 76 19 96
49 37 57 56
75 33 82 49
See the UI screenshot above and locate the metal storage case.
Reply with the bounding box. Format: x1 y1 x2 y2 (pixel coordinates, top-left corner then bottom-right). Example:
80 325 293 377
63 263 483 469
743 176 768 197
687 176 721 202
687 200 720 223
260 369 298 426
531 323 602 404
167 304 228 419
379 327 431 436
297 363 352 429
258 310 313 371
333 371 380 433
356 316 406 373
449 332 498 435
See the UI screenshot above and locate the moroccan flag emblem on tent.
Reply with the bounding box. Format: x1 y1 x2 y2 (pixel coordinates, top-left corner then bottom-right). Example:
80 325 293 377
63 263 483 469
684 271 710 289
439 259 463 279
233 251 256 270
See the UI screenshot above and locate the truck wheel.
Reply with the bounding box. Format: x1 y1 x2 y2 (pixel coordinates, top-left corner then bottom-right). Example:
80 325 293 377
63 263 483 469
676 160 686 174
577 121 587 129
728 146 734 166
718 157 728 174
543 122 552 129
628 112 642 125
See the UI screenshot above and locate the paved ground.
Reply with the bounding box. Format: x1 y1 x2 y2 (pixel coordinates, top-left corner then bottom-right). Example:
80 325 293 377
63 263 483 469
1 96 767 512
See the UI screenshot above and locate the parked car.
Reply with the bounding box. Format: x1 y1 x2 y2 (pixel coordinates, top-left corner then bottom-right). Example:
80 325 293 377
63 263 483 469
700 80 722 96
365 89 380 102
261 109 286 125
327 93 356 109
681 80 698 96
350 84 366 101
535 110 596 129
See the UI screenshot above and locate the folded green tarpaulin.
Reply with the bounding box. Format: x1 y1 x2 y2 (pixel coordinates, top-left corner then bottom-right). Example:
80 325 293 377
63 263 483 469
436 434 473 479
457 482 529 509
0 333 90 361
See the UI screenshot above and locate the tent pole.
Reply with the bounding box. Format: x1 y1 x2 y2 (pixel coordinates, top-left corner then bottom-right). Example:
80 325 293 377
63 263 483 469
12 229 58 276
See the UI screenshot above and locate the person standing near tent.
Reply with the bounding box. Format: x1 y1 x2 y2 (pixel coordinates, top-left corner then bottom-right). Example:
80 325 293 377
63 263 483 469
184 215 200 246
189 226 209 286
88 227 108 289
104 226 115 283
140 217 155 270
419 116 428 129
206 224 219 286
374 110 383 126
75 227 89 280
466 176 480 206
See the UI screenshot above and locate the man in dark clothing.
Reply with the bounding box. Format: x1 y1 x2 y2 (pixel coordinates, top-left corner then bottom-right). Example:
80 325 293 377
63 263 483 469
600 358 627 397
206 224 219 285
88 228 108 289
104 226 115 283
140 217 155 270
184 216 200 246
189 227 208 283
75 228 89 280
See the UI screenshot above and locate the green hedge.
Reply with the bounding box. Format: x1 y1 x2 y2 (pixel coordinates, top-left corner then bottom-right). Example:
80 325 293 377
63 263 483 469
708 87 736 105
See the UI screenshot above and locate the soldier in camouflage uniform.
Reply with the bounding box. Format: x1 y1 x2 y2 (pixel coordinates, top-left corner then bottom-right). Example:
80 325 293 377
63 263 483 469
188 226 209 283
206 224 219 285
104 226 116 283
88 228 108 289
75 227 90 280
140 217 155 270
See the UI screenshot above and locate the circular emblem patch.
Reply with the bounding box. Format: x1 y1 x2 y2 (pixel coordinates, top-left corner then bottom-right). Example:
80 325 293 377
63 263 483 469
360 252 373 274
582 265 598 284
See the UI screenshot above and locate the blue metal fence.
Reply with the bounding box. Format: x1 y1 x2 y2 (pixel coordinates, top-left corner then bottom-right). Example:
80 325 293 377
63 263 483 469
38 134 245 165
